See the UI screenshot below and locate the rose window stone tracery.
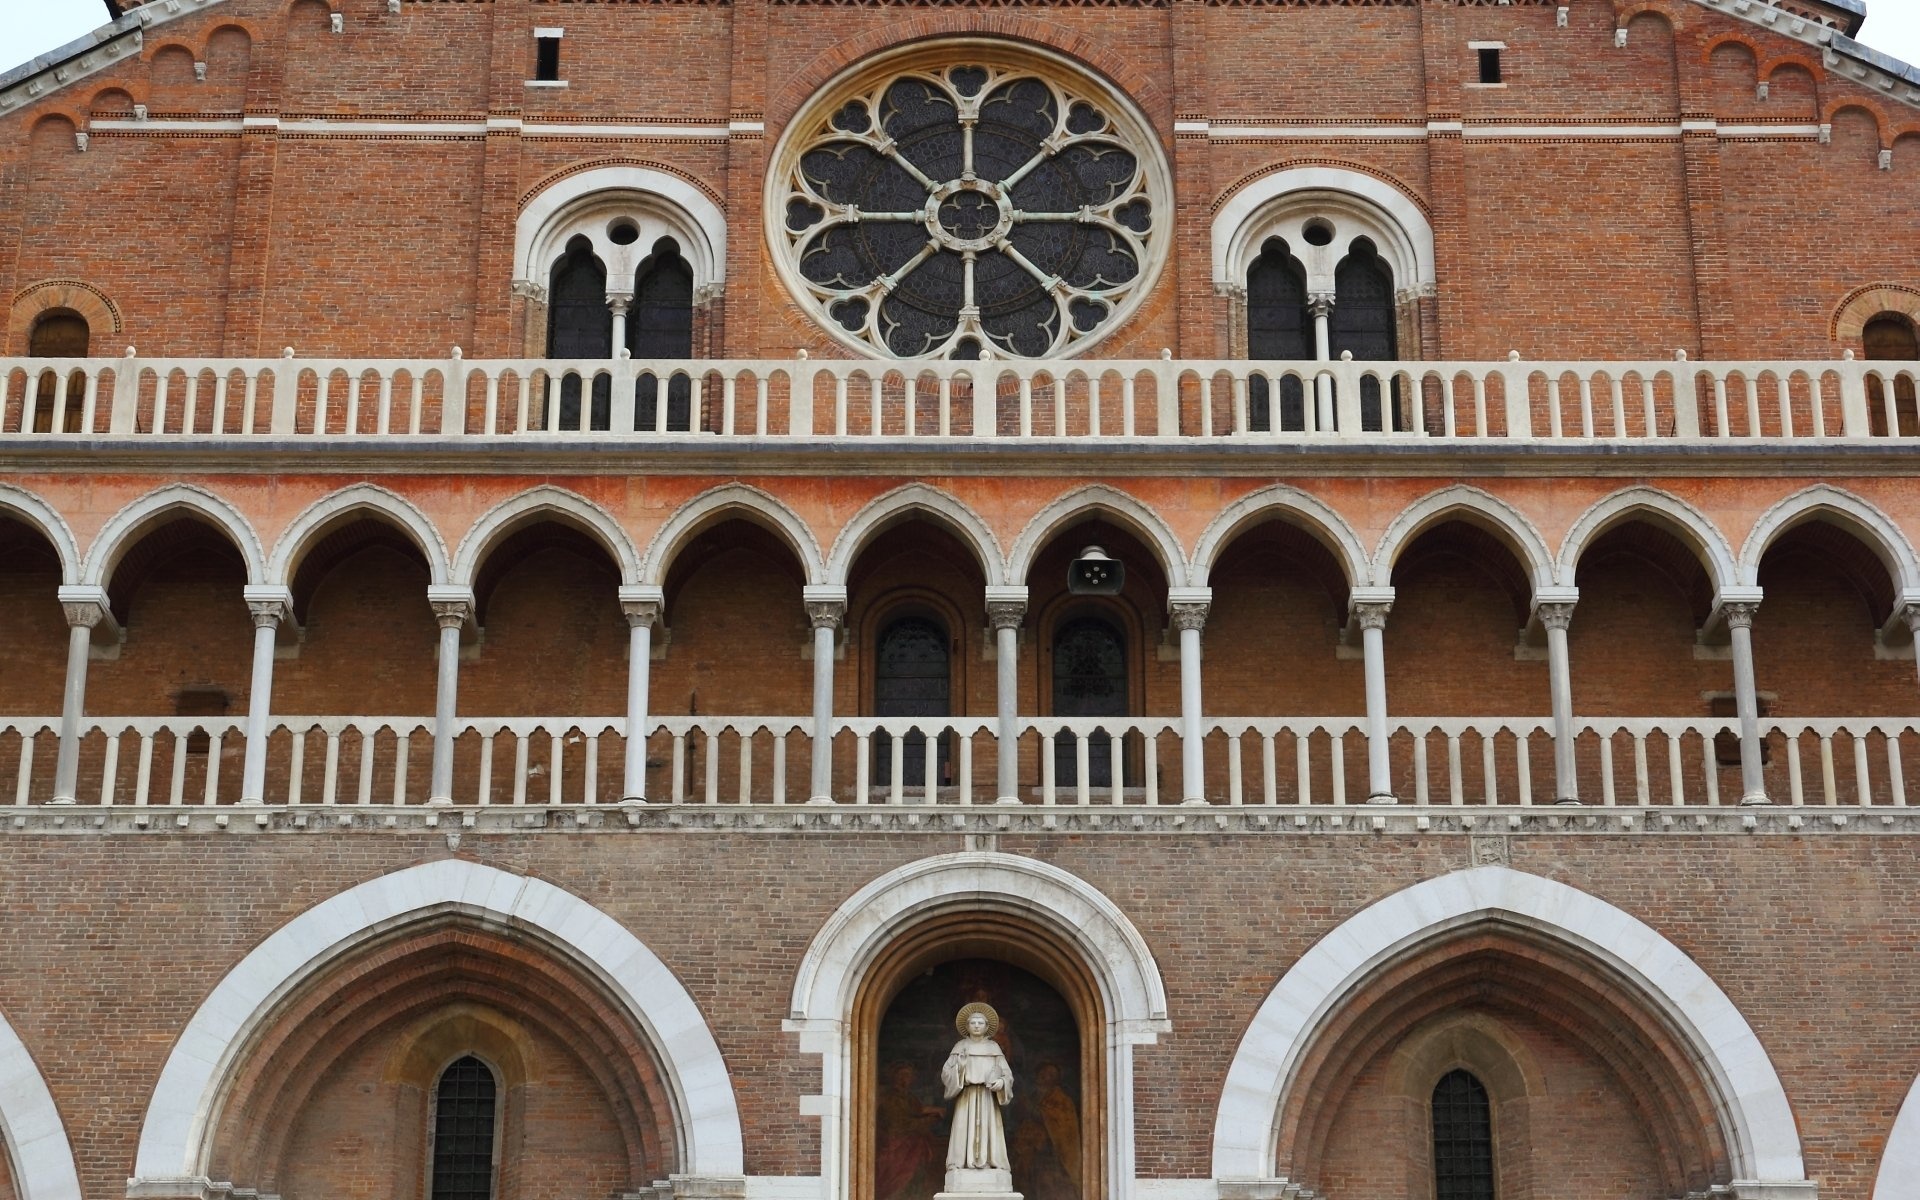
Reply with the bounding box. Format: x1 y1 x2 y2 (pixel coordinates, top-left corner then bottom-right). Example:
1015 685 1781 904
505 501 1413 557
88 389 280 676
774 54 1166 359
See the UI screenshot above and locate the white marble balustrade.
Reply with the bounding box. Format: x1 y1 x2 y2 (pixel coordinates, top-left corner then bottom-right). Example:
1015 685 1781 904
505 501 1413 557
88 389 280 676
4 352 1916 442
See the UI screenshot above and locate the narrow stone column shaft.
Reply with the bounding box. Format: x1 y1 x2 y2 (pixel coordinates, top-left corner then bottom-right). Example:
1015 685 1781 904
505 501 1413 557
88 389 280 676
428 591 473 805
621 591 661 802
1537 600 1578 803
1724 601 1768 805
52 590 107 805
1170 598 1210 803
1353 597 1394 802
806 594 846 803
986 593 1027 804
241 589 292 804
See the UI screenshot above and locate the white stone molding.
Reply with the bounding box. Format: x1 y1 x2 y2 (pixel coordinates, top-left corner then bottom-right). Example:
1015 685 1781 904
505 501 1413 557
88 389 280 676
1005 484 1189 589
1875 1069 1920 1199
1737 485 1920 594
823 483 1006 588
1210 865 1812 1191
1188 485 1369 591
130 860 745 1191
265 483 452 588
1555 485 1740 594
639 483 827 591
0 1004 82 1200
450 485 640 589
0 484 81 586
1210 166 1435 296
82 483 266 589
787 851 1169 1200
1370 484 1554 591
514 165 727 300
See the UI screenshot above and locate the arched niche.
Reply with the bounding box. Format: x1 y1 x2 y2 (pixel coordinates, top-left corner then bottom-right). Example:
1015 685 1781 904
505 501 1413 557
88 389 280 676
790 852 1168 1200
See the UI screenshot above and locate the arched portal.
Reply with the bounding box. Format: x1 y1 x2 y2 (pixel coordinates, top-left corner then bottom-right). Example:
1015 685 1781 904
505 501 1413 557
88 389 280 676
790 853 1169 1200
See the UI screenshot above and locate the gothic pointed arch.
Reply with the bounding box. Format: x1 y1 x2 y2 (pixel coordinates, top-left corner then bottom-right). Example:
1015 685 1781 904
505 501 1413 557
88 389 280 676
827 484 1006 588
451 486 640 590
1373 485 1554 594
1005 485 1187 589
641 484 827 591
0 1004 82 1200
82 484 267 590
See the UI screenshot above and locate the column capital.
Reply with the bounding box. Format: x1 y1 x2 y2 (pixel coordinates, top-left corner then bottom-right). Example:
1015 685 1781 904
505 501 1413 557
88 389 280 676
427 585 475 629
1167 586 1212 631
1349 586 1395 630
986 599 1027 630
803 585 847 629
1720 600 1761 630
1308 291 1336 318
620 584 665 628
243 585 293 629
605 290 634 312
1533 600 1577 632
56 585 110 629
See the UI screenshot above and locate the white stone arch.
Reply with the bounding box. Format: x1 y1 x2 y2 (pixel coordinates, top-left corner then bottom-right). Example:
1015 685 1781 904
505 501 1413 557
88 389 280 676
266 484 452 588
0 1005 83 1200
1371 485 1554 592
1005 484 1189 589
1211 165 1435 298
639 483 826 590
0 484 80 585
824 484 1006 587
1738 484 1920 595
131 859 745 1190
1211 865 1812 1191
515 165 727 300
788 851 1169 1200
1556 486 1740 594
451 486 640 589
82 483 266 589
1875 1070 1920 1199
1189 485 1370 590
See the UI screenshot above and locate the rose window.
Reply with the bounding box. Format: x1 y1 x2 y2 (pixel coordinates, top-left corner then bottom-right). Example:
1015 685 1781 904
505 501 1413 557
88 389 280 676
774 58 1165 359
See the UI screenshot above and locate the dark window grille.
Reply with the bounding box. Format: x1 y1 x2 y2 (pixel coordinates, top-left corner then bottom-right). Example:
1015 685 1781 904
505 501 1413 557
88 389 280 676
1864 312 1919 437
1245 237 1309 432
1050 615 1127 787
534 36 562 82
873 616 951 785
631 237 696 432
547 235 612 430
1331 238 1402 432
1477 47 1503 84
431 1056 498 1200
1432 1068 1494 1200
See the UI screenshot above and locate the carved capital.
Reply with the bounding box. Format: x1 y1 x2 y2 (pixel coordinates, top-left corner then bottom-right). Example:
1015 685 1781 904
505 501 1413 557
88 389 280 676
509 279 549 304
1351 601 1392 631
1721 600 1760 630
986 600 1027 631
805 600 846 630
61 600 106 629
1169 601 1210 632
1307 292 1336 319
431 599 473 630
605 291 634 313
1534 601 1576 632
247 598 291 629
623 599 662 629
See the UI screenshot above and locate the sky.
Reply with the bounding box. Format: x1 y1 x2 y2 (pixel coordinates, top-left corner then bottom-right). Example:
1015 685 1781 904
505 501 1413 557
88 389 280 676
3 0 1920 83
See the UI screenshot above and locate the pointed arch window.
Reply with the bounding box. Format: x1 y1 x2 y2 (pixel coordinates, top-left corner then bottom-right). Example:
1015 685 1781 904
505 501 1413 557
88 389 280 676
1863 311 1919 437
1431 1068 1494 1200
1246 237 1309 432
547 234 613 431
631 236 695 433
430 1055 499 1200
1331 237 1401 432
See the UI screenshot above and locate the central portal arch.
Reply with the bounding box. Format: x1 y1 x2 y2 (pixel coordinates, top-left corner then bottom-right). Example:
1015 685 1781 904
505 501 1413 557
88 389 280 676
788 853 1169 1200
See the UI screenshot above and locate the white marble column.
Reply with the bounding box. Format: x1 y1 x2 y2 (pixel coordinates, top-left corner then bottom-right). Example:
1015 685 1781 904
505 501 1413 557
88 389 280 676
427 586 474 806
1534 592 1579 804
1310 293 1335 431
620 586 663 802
1722 597 1769 805
1350 587 1395 803
985 586 1028 804
1904 603 1920 694
51 586 109 805
240 586 292 804
607 292 632 353
1169 588 1212 804
804 586 846 804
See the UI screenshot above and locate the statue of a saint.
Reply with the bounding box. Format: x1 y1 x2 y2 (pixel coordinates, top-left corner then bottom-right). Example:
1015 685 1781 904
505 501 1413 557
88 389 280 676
939 1002 1018 1196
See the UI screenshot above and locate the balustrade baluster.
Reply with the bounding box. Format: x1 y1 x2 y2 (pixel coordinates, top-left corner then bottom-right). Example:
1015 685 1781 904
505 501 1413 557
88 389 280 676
1892 732 1909 806
477 731 494 804
1855 732 1873 805
739 732 753 805
1786 734 1805 806
135 732 156 807
703 731 719 804
890 733 905 806
1296 734 1311 806
1041 733 1056 805
1109 735 1124 805
97 731 118 806
1703 735 1722 806
1599 731 1616 806
856 730 871 804
513 734 531 805
773 734 788 805
1447 733 1464 805
1633 732 1650 805
322 731 341 805
169 732 190 805
1144 733 1159 805
357 731 375 806
1262 733 1278 806
1331 732 1347 805
585 733 600 804
1820 733 1837 804
671 733 686 803
1075 733 1091 806
393 731 410 805
1413 731 1430 805
12 731 33 805
923 726 938 805
1482 734 1499 805
1228 734 1244 805
287 729 305 806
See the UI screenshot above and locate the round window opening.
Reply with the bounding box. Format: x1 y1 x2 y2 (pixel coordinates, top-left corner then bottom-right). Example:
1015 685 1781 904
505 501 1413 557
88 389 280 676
770 45 1170 359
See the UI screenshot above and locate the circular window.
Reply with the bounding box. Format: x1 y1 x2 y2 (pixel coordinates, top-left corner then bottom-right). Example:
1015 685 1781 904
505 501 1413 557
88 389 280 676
770 44 1169 359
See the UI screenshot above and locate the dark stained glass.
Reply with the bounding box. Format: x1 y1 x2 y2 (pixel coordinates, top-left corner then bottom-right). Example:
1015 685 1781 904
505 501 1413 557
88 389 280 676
1246 238 1309 432
874 616 951 786
547 235 611 431
1051 616 1126 788
1431 1069 1494 1200
1332 238 1402 432
431 1056 497 1200
631 237 694 432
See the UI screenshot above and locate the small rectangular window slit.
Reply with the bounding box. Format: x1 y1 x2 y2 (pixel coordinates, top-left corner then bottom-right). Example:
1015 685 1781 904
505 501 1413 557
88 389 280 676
1477 47 1503 85
534 33 562 83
